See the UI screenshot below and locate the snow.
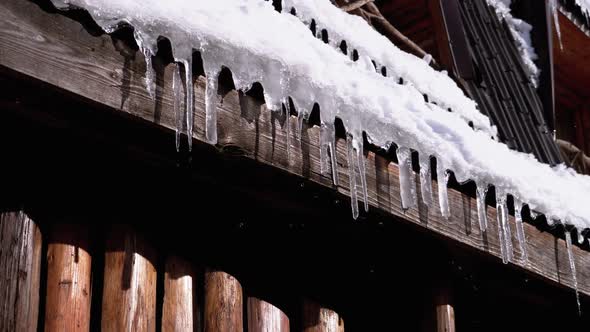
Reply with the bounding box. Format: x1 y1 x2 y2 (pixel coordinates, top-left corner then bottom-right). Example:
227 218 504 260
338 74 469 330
49 0 590 239
486 0 541 86
574 0 590 24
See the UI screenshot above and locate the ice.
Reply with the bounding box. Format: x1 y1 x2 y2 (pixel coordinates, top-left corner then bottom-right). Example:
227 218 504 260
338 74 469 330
397 146 417 210
346 134 359 219
357 143 368 212
319 121 340 186
204 68 220 145
565 229 582 315
418 154 433 207
514 198 528 263
496 189 513 263
284 102 292 164
436 159 450 218
182 58 194 151
173 62 184 152
476 183 489 232
133 30 157 99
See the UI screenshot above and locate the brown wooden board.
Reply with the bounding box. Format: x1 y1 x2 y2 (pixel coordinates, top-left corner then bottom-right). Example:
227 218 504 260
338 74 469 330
1 0 589 298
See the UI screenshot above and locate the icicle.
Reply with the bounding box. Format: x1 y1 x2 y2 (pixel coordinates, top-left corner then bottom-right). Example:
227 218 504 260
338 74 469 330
133 30 157 99
436 158 450 218
476 183 488 232
182 58 194 151
423 53 433 65
320 121 341 187
297 111 305 139
173 63 184 152
356 141 368 212
513 199 528 264
418 154 433 207
328 124 339 186
205 69 220 145
320 123 331 177
495 190 512 263
346 134 359 219
397 147 417 210
565 229 582 315
550 0 563 50
284 101 291 164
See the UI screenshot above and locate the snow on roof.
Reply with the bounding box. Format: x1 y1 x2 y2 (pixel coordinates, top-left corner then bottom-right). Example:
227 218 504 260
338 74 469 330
50 0 590 246
574 0 590 22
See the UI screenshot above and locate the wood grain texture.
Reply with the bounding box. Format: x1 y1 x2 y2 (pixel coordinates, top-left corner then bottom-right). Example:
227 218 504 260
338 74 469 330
162 255 198 332
204 270 243 332
0 211 42 332
302 300 344 332
44 224 92 332
435 283 455 332
1 0 589 297
248 297 290 332
101 225 157 332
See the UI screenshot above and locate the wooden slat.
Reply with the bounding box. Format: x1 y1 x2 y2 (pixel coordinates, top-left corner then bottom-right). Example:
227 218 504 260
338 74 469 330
302 300 344 332
44 224 92 332
435 281 455 332
162 255 198 332
0 211 42 332
102 225 157 332
248 297 290 332
1 0 589 297
204 270 243 332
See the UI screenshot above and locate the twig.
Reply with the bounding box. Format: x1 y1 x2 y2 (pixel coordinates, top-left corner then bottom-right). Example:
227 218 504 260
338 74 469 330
340 0 373 12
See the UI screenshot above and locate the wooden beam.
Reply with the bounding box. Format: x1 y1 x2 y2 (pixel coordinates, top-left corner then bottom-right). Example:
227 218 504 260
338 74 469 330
248 297 290 332
162 255 199 331
102 225 157 332
204 269 243 332
0 211 42 332
44 224 92 332
1 0 589 298
435 280 455 332
302 300 344 332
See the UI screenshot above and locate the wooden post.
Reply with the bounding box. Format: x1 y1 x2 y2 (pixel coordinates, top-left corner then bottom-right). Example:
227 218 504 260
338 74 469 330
435 283 455 332
162 255 198 332
101 225 157 332
204 269 243 332
302 300 344 332
247 297 289 332
44 224 92 332
0 211 42 332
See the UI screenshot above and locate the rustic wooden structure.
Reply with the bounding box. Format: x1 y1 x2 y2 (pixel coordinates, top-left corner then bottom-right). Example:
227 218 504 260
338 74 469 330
1 0 590 330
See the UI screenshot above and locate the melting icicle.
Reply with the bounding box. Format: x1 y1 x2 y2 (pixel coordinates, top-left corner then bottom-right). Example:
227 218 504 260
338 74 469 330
297 111 305 139
476 183 488 232
284 101 291 164
565 229 582 315
397 147 417 210
182 58 194 151
495 190 513 263
346 134 359 219
320 123 331 177
513 199 528 264
418 154 433 207
436 158 450 218
328 124 339 186
205 69 220 145
423 53 433 65
356 142 368 212
133 30 157 99
173 63 184 152
550 0 563 50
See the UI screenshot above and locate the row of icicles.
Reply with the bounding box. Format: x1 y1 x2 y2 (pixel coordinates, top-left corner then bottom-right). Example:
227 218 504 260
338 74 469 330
130 3 582 315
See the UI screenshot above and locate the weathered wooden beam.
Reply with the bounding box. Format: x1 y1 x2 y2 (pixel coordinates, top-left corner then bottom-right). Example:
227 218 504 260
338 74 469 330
162 255 199 332
204 269 243 332
247 297 290 332
435 281 456 332
0 0 589 297
44 223 92 332
302 300 344 332
0 211 42 332
102 225 157 332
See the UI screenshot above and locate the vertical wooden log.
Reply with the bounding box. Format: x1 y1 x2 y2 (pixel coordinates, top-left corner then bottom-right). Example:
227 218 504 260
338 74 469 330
435 285 455 332
248 297 289 332
302 300 344 332
101 225 157 332
162 255 198 332
204 269 243 332
0 211 42 332
44 224 92 332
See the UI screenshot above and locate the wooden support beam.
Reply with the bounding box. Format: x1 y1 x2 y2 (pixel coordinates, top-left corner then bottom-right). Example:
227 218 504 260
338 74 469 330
1 0 590 298
435 282 455 332
102 225 157 332
44 224 92 332
302 300 344 332
162 255 199 332
0 211 42 332
248 297 290 332
204 270 243 332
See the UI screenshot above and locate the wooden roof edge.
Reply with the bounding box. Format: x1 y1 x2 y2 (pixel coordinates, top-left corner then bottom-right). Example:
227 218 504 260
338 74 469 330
1 0 590 297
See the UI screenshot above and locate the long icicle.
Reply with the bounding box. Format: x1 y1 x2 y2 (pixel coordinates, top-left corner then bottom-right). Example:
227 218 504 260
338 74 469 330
328 122 339 186
496 189 508 264
397 146 417 210
476 183 488 232
565 228 582 316
173 62 184 152
418 154 433 208
346 134 359 219
436 158 450 218
357 142 368 212
502 193 514 262
513 198 528 264
320 122 331 177
205 69 220 145
284 101 291 164
183 58 194 151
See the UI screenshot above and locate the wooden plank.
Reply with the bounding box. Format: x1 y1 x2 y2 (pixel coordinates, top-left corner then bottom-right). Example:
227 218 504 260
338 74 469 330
204 270 243 332
435 281 455 332
44 224 92 332
0 0 589 298
0 211 42 332
302 300 344 332
162 255 198 332
247 297 290 332
102 225 157 332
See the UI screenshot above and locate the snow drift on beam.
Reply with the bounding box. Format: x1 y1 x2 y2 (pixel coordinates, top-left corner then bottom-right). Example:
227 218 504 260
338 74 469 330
50 1 590 250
